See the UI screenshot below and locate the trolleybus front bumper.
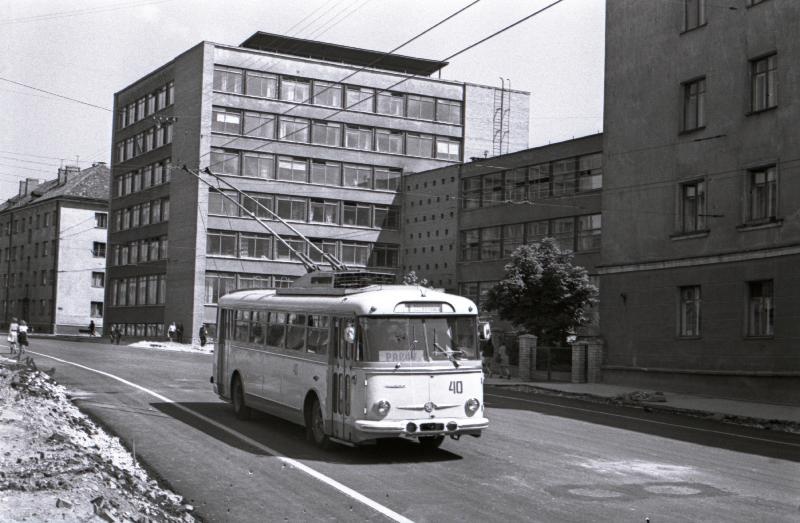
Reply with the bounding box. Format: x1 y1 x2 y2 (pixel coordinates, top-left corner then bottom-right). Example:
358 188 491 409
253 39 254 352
354 416 489 438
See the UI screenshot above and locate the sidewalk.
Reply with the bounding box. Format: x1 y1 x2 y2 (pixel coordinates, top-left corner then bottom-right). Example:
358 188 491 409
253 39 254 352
485 377 800 433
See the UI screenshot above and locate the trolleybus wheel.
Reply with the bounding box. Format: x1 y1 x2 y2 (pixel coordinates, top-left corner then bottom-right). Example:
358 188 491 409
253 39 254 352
231 375 251 420
306 397 331 449
418 435 444 450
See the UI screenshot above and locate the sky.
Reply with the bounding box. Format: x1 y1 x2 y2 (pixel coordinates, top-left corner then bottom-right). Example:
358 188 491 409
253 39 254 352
0 0 605 202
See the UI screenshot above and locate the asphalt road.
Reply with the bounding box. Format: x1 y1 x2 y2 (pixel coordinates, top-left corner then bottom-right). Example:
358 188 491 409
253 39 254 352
15 338 800 522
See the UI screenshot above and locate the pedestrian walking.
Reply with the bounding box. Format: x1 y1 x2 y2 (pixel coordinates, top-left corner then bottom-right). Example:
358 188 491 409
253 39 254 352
17 320 29 353
89 320 96 337
8 317 19 354
497 343 511 379
167 322 177 342
199 324 208 347
481 340 494 377
176 323 184 344
113 325 122 345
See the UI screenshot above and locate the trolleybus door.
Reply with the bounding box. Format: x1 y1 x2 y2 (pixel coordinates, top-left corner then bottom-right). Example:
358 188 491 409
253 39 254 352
330 317 354 441
215 309 230 396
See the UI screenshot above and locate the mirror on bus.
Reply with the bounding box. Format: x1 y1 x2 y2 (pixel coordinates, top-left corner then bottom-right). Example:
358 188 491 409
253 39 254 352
479 321 491 341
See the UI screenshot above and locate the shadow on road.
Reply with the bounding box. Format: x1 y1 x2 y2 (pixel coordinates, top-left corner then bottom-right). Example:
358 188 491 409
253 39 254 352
150 401 464 465
485 387 800 463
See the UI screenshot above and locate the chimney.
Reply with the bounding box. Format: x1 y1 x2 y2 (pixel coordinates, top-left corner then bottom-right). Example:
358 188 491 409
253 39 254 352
58 165 80 185
19 178 42 196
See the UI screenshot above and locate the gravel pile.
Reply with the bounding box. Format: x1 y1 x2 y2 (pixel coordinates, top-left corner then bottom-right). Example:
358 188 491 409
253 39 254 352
0 360 196 522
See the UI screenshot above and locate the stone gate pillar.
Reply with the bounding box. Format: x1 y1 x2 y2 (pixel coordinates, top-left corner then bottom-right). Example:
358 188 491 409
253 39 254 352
518 334 537 381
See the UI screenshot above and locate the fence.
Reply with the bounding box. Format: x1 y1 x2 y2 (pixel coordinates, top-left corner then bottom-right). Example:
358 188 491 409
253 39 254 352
535 346 572 382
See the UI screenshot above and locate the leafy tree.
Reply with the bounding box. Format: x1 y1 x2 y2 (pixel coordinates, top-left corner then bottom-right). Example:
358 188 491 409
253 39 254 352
484 238 598 346
402 270 432 287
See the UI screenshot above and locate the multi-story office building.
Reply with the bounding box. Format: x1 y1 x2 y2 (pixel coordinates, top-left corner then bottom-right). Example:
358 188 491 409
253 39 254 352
402 134 603 329
601 0 800 400
106 32 529 339
0 164 109 333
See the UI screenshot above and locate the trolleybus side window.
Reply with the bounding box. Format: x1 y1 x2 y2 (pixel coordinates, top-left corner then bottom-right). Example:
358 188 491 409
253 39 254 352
286 313 306 351
234 310 250 342
267 311 287 348
249 311 266 345
307 315 330 354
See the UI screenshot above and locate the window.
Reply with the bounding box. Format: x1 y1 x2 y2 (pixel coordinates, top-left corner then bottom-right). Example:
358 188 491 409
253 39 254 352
92 242 106 258
210 149 239 175
577 153 603 192
751 54 777 112
207 231 237 256
504 168 527 202
748 166 777 222
345 126 372 150
309 200 338 224
343 202 371 227
681 181 706 233
278 117 309 143
436 99 462 124
376 92 404 116
345 86 373 112
343 164 372 189
243 152 274 179
341 242 370 266
436 138 461 161
212 108 241 134
91 272 105 288
310 161 341 186
551 218 575 252
275 239 307 262
480 227 501 260
213 67 243 93
407 95 435 120
239 234 272 259
91 302 104 318
95 213 107 229
369 244 398 268
276 157 307 182
684 0 706 30
205 273 236 304
373 168 400 191
243 112 275 139
747 280 774 337
481 172 504 207
309 239 337 264
552 159 577 196
461 230 480 261
276 197 307 221
462 177 481 209
679 286 701 337
280 78 310 103
373 206 399 229
313 81 342 107
375 129 403 154
406 133 433 158
311 121 341 146
502 223 525 257
683 78 706 131
246 71 277 98
576 214 602 251
208 191 239 216
242 193 273 218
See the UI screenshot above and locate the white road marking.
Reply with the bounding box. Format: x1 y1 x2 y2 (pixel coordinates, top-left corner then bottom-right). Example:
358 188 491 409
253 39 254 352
23 349 413 523
485 392 800 447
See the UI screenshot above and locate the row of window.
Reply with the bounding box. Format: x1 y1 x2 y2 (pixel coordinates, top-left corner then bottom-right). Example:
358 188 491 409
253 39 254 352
1 210 56 236
115 123 173 163
679 280 773 337
460 214 603 262
211 107 462 160
109 274 167 307
205 272 296 304
112 198 170 232
461 153 602 209
0 269 55 288
222 308 332 355
108 236 168 267
209 150 401 191
118 80 174 128
2 240 52 262
2 299 56 319
206 231 399 268
209 190 400 230
682 53 777 133
108 323 166 337
114 159 172 198
213 67 463 124
678 165 777 235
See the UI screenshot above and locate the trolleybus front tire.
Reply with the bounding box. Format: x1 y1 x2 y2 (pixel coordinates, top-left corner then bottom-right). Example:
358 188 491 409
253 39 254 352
231 374 251 420
418 435 444 450
306 396 331 449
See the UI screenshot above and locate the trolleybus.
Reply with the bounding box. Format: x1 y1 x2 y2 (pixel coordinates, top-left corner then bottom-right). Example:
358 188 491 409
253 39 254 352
212 271 490 449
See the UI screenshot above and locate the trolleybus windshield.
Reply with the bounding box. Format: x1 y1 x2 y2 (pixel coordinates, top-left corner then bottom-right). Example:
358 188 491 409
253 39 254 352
359 316 478 363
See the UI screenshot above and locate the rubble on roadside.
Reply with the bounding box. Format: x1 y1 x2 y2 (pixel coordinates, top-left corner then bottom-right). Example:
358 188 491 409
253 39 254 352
0 359 196 522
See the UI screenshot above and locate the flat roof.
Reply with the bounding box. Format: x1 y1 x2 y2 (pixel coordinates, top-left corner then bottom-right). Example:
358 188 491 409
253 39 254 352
240 32 448 76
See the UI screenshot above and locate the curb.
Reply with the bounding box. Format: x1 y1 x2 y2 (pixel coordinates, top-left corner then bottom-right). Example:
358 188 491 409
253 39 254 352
488 382 800 435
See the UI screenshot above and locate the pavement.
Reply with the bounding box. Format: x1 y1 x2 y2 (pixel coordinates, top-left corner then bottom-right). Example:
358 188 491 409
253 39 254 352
485 376 800 432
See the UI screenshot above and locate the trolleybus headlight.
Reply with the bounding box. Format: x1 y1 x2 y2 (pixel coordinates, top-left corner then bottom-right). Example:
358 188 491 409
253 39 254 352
375 400 391 417
465 398 480 416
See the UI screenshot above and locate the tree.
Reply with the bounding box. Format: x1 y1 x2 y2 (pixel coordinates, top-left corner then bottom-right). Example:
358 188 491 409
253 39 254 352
483 238 598 346
402 270 432 287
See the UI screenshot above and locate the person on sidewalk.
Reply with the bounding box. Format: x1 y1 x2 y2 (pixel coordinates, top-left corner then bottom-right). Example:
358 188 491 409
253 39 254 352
167 322 176 342
7 317 19 354
199 324 208 347
176 323 184 344
17 320 29 354
89 320 96 337
497 343 511 379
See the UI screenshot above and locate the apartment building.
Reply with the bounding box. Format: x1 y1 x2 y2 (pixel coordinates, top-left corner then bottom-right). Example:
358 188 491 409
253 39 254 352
601 0 799 400
0 164 109 334
106 32 529 339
